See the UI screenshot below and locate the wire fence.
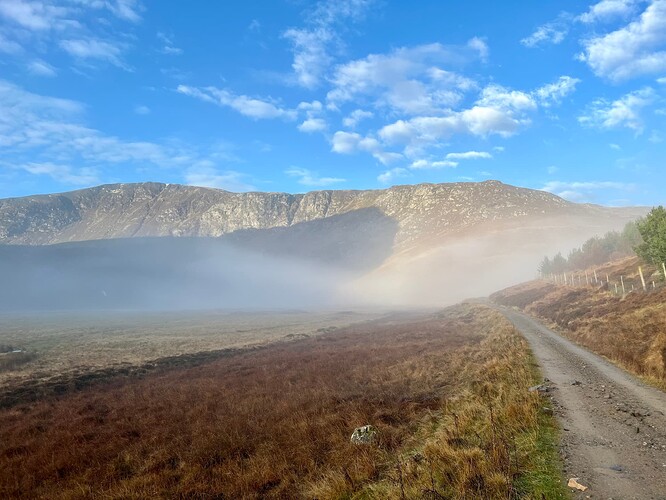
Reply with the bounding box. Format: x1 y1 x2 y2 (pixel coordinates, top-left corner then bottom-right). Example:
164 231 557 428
541 262 666 297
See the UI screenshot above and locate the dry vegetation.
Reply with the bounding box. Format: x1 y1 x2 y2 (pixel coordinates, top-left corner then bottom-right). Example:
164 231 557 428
0 304 564 499
0 310 382 390
492 257 666 389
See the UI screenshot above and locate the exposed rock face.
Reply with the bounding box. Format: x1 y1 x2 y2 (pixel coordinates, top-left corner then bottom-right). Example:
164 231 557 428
0 180 644 249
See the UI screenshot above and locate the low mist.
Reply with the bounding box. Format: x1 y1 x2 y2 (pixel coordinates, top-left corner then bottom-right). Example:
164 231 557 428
0 209 637 312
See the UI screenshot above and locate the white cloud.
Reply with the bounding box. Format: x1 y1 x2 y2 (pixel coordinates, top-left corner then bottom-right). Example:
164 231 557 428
283 0 374 88
342 109 373 128
467 37 489 61
579 87 655 131
0 79 239 187
327 42 483 115
17 162 98 185
541 180 635 202
177 85 297 121
27 58 57 76
285 167 345 186
106 0 142 23
134 104 150 115
579 0 666 81
610 142 622 149
331 131 375 153
445 151 492 160
0 32 22 53
185 164 255 192
298 118 327 133
377 167 410 184
521 22 568 47
409 159 457 169
534 76 580 106
477 84 536 111
157 32 182 55
577 0 640 23
60 38 127 68
330 130 402 165
0 1 142 69
0 0 62 30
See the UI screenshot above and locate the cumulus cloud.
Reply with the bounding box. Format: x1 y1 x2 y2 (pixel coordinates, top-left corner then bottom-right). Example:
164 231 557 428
467 37 489 61
534 76 580 106
298 118 327 133
285 167 345 186
377 167 410 184
578 87 656 131
521 21 568 47
177 85 297 121
445 151 492 160
283 0 375 88
342 109 374 128
579 0 666 81
327 42 483 115
409 159 458 169
577 0 641 23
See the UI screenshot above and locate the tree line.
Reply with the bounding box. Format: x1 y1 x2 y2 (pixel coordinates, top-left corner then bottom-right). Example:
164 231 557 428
538 206 666 275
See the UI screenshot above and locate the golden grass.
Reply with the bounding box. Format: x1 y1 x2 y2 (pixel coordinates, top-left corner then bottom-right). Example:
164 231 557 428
0 305 564 498
492 258 666 390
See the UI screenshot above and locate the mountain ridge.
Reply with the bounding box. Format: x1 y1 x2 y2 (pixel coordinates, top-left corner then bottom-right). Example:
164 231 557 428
0 180 643 248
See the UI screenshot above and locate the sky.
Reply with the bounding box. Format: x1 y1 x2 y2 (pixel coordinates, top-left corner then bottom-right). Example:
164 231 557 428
0 0 665 206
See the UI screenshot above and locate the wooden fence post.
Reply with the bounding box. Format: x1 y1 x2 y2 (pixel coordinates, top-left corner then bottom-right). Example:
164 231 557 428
639 266 647 291
662 262 666 282
621 276 626 295
593 269 598 284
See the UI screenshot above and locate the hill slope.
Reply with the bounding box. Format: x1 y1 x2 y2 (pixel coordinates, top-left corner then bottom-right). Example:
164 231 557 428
0 181 649 309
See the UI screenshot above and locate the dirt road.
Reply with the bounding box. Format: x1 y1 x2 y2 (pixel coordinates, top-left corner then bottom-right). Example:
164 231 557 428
495 305 666 499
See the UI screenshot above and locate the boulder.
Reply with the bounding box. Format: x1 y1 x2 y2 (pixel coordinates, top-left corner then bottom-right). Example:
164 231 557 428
350 425 378 445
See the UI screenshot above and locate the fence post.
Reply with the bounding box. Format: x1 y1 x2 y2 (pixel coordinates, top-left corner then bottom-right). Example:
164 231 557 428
662 262 666 282
639 266 647 291
615 283 618 294
621 276 626 295
585 270 590 286
593 269 598 284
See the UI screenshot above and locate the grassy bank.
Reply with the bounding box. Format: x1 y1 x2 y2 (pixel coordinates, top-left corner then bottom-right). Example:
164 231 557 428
492 259 666 391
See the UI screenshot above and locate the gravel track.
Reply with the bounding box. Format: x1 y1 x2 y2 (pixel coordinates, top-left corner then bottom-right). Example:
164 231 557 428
494 305 666 499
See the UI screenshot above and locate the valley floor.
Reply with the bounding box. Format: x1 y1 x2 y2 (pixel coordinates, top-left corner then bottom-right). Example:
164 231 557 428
0 304 564 499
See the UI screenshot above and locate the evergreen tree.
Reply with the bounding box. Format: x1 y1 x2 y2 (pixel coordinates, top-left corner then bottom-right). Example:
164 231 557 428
635 206 666 265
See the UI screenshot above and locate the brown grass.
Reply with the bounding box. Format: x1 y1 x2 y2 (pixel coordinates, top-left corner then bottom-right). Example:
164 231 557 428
492 257 666 389
0 305 562 499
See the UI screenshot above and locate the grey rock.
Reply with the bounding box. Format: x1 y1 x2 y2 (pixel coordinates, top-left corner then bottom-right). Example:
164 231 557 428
350 425 378 445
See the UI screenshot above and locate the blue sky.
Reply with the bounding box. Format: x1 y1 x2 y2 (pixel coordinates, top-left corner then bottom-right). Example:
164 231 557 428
0 0 665 206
